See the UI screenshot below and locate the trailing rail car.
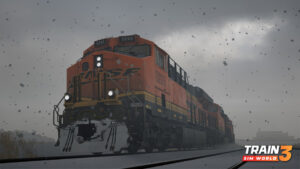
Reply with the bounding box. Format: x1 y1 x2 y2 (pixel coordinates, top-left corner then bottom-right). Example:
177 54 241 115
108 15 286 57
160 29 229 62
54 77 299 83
53 34 234 153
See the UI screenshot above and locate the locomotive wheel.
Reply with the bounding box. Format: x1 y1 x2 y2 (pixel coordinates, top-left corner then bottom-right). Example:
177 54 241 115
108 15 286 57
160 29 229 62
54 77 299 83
158 134 169 151
127 136 140 154
145 146 153 153
157 145 165 152
128 143 139 154
156 141 166 152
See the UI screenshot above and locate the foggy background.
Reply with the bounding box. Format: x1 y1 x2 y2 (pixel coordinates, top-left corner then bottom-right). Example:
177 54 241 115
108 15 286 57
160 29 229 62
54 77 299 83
0 0 299 140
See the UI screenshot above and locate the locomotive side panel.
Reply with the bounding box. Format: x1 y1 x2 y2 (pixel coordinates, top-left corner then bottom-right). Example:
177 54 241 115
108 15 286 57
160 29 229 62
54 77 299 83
182 127 206 147
216 109 225 135
142 45 189 120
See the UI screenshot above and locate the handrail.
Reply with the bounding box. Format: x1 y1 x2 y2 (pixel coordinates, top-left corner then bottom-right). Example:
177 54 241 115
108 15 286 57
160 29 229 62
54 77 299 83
52 95 64 127
53 84 73 127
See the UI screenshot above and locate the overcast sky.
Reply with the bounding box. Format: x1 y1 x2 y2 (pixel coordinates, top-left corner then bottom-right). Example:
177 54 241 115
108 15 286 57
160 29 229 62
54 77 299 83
0 0 300 140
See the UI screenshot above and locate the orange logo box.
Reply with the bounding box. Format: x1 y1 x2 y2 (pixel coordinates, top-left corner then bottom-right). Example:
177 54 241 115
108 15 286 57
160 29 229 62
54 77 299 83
243 155 279 161
243 145 292 162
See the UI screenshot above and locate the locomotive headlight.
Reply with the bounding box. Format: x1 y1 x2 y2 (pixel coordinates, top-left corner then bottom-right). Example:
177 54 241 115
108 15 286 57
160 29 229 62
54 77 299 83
64 94 71 101
108 90 114 97
94 55 103 68
96 62 102 67
96 56 101 61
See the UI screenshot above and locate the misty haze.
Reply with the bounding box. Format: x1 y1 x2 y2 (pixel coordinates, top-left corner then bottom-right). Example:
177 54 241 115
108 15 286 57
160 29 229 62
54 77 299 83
0 0 300 160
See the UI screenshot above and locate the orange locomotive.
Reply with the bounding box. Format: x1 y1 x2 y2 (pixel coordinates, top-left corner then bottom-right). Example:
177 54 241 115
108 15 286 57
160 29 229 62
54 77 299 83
53 34 234 153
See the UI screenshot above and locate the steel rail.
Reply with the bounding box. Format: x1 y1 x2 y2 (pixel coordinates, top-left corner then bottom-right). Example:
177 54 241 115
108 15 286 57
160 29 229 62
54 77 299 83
0 148 243 164
123 149 244 169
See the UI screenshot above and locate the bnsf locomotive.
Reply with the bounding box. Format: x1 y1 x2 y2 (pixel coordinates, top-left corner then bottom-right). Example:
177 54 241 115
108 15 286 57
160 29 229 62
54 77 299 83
53 34 234 153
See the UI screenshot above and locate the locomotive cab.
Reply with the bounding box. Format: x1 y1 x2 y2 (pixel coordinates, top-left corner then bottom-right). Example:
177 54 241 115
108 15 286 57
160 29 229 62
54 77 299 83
64 34 152 105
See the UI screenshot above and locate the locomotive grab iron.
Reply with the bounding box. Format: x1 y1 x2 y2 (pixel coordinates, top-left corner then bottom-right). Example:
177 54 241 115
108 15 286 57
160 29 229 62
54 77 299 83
53 34 234 153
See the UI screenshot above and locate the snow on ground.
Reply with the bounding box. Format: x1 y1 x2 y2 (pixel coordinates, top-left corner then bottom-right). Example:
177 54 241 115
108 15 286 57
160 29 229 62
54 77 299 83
0 144 241 169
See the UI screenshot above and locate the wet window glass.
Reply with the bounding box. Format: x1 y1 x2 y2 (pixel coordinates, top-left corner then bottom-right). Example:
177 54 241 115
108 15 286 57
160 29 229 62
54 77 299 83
82 62 89 71
0 1 299 168
114 44 150 58
155 47 165 69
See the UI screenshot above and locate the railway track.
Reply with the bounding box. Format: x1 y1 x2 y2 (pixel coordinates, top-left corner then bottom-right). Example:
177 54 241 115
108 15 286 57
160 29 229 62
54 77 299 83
123 149 245 169
1 148 299 169
228 161 247 169
0 147 243 164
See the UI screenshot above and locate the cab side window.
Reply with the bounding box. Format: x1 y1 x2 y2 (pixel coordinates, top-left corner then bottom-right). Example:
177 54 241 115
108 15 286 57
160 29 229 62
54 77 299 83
82 62 89 71
155 47 165 70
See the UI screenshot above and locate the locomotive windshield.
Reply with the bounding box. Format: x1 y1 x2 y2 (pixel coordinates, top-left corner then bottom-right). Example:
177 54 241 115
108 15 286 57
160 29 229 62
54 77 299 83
114 44 150 58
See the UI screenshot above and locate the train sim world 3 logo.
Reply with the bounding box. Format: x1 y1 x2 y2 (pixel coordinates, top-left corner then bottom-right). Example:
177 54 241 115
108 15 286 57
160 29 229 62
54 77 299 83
243 145 293 162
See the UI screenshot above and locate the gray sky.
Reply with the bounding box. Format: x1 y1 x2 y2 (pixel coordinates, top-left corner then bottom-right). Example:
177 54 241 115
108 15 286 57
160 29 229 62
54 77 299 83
0 0 300 140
